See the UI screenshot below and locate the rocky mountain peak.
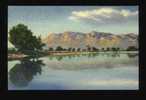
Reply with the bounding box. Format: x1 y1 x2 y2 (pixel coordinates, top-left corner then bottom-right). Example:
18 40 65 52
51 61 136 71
42 31 138 49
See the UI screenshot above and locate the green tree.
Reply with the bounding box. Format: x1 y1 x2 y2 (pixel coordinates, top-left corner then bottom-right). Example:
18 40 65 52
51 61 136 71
72 48 75 52
56 46 63 51
101 48 105 51
110 47 120 52
87 47 91 52
9 24 45 56
49 47 53 51
77 48 81 52
63 48 67 51
68 47 72 52
106 47 110 51
111 47 116 51
86 45 91 52
92 47 99 52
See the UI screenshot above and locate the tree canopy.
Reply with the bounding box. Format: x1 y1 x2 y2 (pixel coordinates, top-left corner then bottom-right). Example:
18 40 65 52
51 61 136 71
9 24 45 55
56 46 63 51
127 46 138 51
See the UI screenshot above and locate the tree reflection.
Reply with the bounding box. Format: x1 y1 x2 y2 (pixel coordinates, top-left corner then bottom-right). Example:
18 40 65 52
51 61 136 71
87 53 99 58
9 58 45 87
127 53 138 58
111 53 120 57
47 52 123 61
56 56 63 61
48 56 54 60
67 55 72 59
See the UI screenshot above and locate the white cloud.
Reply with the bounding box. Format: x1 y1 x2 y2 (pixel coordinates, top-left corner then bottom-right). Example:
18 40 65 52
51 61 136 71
68 16 79 21
69 7 138 24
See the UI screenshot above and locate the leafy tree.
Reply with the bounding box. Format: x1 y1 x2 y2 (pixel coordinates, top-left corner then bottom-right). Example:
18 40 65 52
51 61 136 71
111 47 116 51
68 47 72 52
106 47 110 51
86 45 91 52
56 46 63 51
77 48 81 52
87 47 91 52
111 47 120 52
49 47 53 51
92 47 99 52
9 24 45 55
101 48 105 51
72 48 75 52
63 48 67 51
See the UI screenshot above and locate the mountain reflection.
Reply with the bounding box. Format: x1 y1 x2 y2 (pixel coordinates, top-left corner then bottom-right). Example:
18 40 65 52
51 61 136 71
9 58 45 87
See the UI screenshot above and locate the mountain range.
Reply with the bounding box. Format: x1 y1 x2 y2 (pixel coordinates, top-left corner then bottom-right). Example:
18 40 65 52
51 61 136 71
42 31 138 50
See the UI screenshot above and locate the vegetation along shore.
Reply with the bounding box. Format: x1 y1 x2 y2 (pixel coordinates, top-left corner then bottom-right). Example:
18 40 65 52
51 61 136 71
8 24 138 60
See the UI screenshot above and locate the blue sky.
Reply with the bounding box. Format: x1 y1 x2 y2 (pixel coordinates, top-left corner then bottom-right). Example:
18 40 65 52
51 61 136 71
8 6 138 38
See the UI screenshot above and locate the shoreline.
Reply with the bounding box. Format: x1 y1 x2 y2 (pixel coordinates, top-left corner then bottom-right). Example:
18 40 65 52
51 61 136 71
8 54 27 60
8 51 138 60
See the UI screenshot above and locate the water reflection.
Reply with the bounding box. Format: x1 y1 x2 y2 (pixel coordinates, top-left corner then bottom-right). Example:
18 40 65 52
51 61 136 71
127 53 138 58
9 58 44 87
8 52 138 90
56 56 63 61
46 52 137 61
88 53 99 58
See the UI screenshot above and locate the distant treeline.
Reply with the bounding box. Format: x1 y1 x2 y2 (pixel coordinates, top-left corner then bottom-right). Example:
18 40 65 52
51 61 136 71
44 45 138 52
8 45 138 54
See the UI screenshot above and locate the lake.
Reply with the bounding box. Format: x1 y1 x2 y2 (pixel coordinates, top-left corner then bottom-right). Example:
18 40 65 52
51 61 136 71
8 52 139 90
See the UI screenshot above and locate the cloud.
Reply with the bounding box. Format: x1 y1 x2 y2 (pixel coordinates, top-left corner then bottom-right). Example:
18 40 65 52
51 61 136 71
69 7 138 25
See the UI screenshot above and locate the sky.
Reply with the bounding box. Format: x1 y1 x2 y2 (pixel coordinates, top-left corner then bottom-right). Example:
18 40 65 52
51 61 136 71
8 6 138 48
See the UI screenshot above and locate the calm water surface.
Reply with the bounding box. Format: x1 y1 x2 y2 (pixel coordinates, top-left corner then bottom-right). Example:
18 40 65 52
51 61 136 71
8 52 139 90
